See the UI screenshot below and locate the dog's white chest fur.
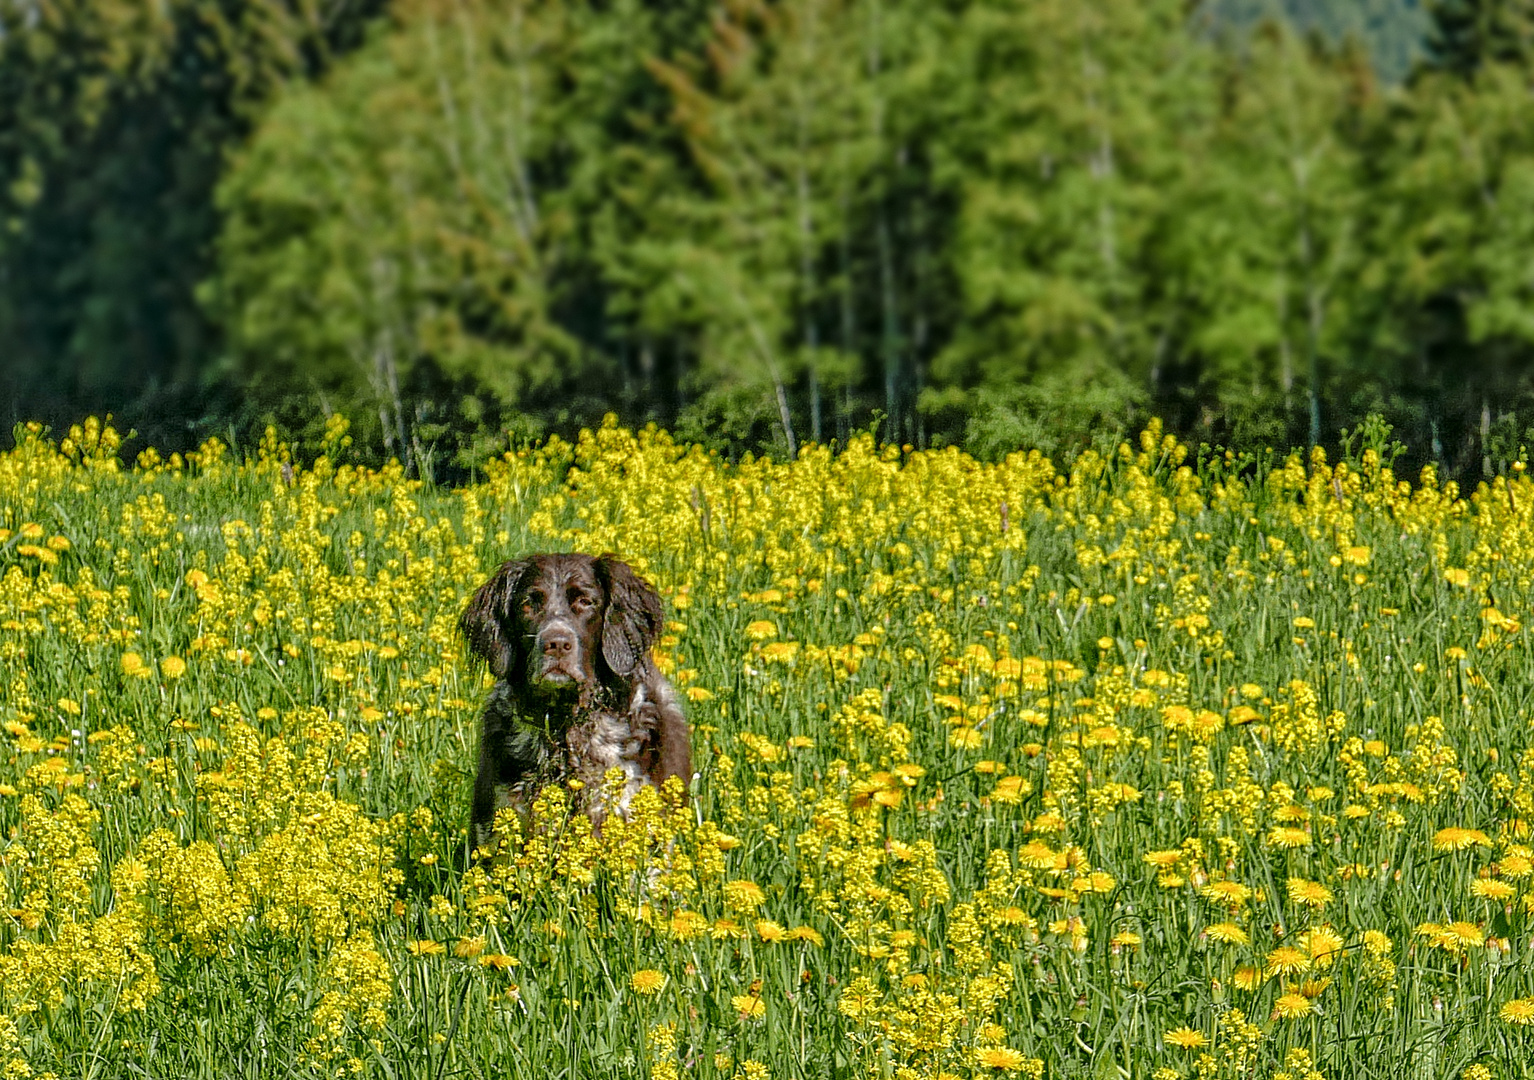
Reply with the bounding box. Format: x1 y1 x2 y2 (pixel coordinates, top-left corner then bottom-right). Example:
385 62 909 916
575 685 651 814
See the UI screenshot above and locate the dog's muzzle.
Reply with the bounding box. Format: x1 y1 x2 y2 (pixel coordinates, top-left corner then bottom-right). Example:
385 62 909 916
533 621 586 685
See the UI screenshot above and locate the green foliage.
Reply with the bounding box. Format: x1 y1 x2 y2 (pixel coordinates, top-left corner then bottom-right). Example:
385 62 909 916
0 0 383 444
209 0 718 474
641 0 883 454
1423 0 1534 77
16 0 1534 481
1177 25 1374 448
928 0 1210 449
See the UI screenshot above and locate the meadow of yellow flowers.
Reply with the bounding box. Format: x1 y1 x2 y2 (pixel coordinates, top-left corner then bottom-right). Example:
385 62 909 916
2 413 1534 1078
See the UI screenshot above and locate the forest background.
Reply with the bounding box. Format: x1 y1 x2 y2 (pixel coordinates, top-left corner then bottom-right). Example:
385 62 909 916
2 0 1531 480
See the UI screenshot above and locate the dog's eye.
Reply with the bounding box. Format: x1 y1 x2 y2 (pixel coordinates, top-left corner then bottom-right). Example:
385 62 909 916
523 590 545 611
571 593 595 612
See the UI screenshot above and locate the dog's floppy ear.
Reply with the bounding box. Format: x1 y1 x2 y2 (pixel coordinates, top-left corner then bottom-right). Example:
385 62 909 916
597 555 664 678
459 559 532 678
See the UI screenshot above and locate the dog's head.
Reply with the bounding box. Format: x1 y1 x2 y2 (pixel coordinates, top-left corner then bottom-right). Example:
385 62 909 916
459 553 665 697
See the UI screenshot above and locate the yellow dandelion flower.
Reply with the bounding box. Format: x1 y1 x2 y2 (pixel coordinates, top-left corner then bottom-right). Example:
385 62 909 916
974 1046 1027 1071
630 969 666 995
1266 946 1311 978
990 776 1026 804
1501 998 1534 1025
723 880 766 909
1019 841 1057 868
669 912 708 939
1299 977 1332 999
1447 921 1485 948
950 726 985 749
1502 854 1533 878
788 926 824 946
406 939 445 956
1228 704 1261 725
1200 880 1253 906
1205 922 1249 946
744 620 778 642
1273 992 1313 1019
1471 879 1516 902
1267 826 1311 849
1301 926 1345 968
1434 827 1493 852
731 994 766 1019
1286 877 1334 909
1164 1027 1208 1049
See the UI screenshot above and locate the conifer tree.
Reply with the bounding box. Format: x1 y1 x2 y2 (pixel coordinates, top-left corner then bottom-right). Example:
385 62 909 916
927 0 1212 456
640 0 880 454
211 0 687 468
1176 24 1372 449
1423 0 1534 77
0 0 382 443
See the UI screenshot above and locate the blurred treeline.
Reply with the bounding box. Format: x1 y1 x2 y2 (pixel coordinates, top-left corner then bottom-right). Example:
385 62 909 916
4 0 1534 477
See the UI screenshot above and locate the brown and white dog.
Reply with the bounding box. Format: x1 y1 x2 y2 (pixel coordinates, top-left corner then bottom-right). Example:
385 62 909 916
459 552 691 856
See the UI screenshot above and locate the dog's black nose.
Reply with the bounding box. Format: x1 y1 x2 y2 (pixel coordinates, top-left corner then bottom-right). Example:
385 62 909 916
542 629 575 657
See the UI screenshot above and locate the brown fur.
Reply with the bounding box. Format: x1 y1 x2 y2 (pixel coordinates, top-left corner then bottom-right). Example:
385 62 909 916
459 553 691 856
